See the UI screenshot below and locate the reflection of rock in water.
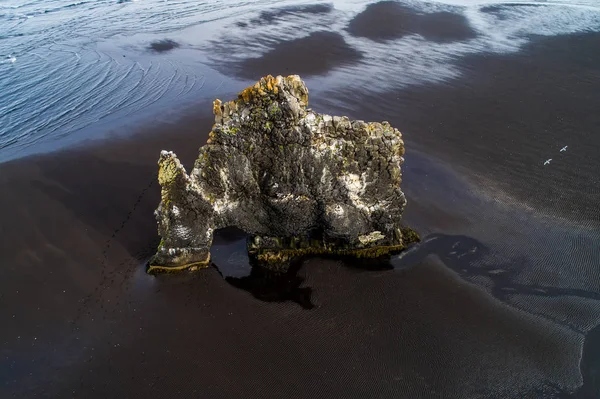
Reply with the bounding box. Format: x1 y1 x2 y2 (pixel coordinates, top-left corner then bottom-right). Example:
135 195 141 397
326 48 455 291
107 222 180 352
210 227 314 307
210 225 398 308
225 261 314 309
221 255 398 309
214 244 395 309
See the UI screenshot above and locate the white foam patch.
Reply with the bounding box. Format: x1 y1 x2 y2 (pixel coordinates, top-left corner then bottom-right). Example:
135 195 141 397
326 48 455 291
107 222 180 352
1 55 17 64
210 0 600 93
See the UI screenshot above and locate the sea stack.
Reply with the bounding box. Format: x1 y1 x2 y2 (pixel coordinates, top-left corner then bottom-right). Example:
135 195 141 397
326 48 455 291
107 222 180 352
148 75 417 274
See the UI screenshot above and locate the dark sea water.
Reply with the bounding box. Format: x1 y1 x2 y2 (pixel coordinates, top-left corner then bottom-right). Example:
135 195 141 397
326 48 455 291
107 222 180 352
1 0 600 398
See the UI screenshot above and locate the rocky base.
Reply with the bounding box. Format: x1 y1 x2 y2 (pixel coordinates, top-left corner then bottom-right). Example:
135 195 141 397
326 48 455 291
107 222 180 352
247 227 420 271
147 252 211 275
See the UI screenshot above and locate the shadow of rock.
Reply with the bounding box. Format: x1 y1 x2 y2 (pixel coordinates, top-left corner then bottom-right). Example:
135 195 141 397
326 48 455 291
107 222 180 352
221 253 399 309
224 260 315 309
212 229 400 308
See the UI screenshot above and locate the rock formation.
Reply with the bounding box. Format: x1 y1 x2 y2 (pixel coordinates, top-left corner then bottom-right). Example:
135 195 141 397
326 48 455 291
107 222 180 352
148 75 418 274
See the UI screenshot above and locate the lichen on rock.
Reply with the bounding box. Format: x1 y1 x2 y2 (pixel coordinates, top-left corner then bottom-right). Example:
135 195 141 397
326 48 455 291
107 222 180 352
148 75 417 274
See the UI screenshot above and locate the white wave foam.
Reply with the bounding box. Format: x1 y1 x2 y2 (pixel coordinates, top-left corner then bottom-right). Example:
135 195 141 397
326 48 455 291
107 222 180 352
211 0 600 93
1 55 16 64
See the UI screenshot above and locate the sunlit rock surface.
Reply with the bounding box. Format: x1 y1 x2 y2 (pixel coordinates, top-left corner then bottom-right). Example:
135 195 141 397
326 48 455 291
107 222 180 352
148 75 417 273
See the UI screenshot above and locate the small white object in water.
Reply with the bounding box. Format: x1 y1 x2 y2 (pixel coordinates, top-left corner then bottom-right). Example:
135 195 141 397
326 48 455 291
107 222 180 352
7 54 16 63
560 145 568 152
544 159 552 165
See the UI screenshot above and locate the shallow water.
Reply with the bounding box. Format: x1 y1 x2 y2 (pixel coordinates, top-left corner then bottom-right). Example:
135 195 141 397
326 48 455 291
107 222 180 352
0 0 239 160
1 0 600 160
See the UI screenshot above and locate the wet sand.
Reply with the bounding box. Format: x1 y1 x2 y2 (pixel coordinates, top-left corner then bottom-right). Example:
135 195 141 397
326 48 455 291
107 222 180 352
2 28 600 399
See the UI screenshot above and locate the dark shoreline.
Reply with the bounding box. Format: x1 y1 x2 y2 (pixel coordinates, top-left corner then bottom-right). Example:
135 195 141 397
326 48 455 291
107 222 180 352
2 32 600 398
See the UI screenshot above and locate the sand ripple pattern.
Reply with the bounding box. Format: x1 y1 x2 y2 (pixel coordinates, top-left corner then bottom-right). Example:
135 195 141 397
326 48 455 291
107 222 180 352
0 0 257 160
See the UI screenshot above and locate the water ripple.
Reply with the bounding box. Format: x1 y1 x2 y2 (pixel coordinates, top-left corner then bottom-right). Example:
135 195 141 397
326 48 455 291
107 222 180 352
0 0 260 160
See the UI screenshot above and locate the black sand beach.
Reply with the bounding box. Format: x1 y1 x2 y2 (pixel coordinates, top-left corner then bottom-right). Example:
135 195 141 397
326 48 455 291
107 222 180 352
2 3 600 399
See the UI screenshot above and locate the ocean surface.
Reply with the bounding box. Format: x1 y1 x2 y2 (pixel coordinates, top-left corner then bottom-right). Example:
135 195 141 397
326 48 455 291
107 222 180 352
1 0 600 398
1 0 599 161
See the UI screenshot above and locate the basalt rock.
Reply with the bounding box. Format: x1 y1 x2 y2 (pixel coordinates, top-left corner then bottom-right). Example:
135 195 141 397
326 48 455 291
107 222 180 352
148 75 417 274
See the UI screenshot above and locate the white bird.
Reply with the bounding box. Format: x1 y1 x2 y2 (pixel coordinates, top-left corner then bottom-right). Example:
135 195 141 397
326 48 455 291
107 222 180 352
560 145 568 152
544 159 552 165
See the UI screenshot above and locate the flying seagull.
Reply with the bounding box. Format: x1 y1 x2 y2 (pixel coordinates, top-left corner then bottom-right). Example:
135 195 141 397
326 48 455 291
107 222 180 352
544 159 552 165
560 146 568 152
